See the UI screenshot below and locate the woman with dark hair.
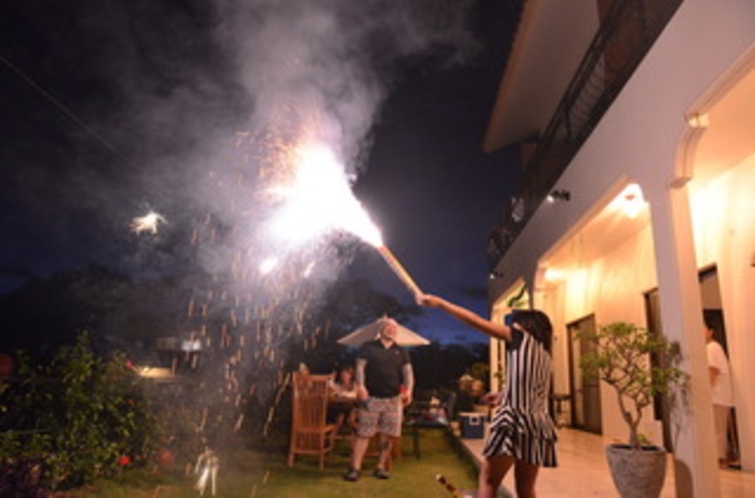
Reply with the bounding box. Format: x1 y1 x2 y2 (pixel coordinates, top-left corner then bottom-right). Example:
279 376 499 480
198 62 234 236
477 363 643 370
417 294 557 498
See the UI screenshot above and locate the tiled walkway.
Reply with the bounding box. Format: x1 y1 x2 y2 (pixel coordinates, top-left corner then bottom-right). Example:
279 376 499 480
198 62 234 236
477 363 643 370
457 427 755 497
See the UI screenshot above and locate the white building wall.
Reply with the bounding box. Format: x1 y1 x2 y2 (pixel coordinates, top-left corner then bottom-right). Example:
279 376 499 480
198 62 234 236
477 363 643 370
554 225 658 443
491 1 755 495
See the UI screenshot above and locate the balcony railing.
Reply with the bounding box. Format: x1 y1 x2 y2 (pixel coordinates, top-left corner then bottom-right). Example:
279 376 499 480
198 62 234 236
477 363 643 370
487 0 683 269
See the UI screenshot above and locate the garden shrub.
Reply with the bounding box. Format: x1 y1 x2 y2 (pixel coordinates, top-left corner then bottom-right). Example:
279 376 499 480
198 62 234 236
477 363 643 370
0 333 158 492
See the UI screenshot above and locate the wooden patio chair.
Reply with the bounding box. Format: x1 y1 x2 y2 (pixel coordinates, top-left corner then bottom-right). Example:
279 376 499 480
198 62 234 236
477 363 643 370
287 372 337 469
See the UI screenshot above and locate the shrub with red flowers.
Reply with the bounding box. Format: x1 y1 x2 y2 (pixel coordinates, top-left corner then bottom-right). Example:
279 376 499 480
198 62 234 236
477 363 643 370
0 333 158 492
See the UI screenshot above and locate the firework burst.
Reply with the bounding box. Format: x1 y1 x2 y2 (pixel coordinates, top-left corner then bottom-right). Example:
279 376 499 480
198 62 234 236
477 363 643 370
130 210 166 234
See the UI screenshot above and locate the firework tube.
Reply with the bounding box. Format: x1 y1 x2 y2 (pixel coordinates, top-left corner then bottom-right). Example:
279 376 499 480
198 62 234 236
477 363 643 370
435 474 463 498
376 245 423 298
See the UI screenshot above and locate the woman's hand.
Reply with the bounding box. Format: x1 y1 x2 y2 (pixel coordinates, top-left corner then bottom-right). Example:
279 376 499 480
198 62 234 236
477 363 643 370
480 391 503 407
400 385 412 406
416 293 441 308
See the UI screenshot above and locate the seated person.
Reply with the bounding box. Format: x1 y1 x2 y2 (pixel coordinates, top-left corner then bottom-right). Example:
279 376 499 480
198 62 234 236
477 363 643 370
328 366 358 430
421 396 448 425
330 365 357 399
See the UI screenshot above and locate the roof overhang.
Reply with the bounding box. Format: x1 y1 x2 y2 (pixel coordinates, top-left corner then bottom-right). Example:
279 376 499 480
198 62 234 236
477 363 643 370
483 0 601 152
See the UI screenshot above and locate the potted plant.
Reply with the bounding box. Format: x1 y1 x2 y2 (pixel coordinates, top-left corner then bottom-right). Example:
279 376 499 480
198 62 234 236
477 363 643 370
456 363 490 416
577 321 684 498
468 362 489 394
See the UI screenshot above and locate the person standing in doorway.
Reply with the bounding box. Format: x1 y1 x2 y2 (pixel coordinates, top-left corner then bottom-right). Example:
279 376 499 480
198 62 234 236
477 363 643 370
417 294 557 498
704 319 734 467
343 317 414 482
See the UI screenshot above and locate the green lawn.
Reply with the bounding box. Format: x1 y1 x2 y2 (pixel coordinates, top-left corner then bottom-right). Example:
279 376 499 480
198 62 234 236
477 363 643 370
69 429 478 497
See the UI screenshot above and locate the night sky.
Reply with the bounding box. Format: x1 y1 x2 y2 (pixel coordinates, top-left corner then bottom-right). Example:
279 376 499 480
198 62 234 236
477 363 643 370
1 0 519 345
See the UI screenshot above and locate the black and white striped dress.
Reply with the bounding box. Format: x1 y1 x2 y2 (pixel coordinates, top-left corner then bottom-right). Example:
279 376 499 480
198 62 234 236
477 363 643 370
483 328 558 467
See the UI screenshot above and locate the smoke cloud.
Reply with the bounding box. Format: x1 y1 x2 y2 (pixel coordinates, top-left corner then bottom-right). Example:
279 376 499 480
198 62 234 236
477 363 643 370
2 0 481 286
115 0 480 282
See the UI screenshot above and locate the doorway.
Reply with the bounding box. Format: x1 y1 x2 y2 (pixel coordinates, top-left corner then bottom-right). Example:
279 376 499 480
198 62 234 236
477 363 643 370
567 314 602 434
700 267 740 468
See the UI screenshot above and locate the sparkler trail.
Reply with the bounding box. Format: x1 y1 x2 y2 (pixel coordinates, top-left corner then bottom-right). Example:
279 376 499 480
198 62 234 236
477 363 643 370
162 127 362 475
194 447 219 496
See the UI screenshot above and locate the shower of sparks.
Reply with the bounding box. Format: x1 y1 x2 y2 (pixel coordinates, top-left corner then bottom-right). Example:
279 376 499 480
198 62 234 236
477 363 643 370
259 257 279 275
302 261 315 278
268 142 382 247
165 128 418 475
265 140 423 298
130 210 166 234
194 447 219 496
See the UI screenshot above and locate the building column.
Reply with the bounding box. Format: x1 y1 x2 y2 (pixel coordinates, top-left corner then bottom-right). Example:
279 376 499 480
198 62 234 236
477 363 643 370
647 182 720 497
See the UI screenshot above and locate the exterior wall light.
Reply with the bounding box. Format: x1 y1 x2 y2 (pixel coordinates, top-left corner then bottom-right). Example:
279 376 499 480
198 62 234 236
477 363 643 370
620 184 645 219
547 189 571 203
544 268 566 282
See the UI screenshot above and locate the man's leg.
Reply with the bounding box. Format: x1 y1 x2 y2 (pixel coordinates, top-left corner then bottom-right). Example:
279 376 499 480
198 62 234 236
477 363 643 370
345 403 377 481
713 404 729 465
350 436 370 470
376 433 393 472
373 397 401 478
344 436 370 481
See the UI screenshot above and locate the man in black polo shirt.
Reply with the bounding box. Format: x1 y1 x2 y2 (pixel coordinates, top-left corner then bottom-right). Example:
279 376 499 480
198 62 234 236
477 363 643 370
344 317 414 481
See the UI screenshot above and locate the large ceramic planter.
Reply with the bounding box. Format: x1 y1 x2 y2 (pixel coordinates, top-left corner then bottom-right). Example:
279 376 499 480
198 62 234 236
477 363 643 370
605 444 667 498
